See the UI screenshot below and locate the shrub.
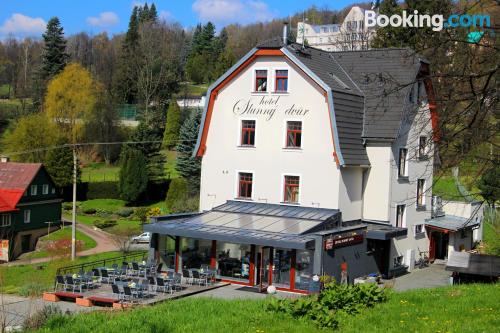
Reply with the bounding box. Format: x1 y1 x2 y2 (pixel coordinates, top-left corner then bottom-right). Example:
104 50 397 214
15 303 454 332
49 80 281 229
134 207 149 224
146 207 162 221
19 282 47 297
95 208 112 218
170 196 199 213
165 178 188 211
87 181 120 199
82 207 96 215
62 202 73 211
116 207 134 218
23 304 63 330
268 282 389 329
93 219 117 229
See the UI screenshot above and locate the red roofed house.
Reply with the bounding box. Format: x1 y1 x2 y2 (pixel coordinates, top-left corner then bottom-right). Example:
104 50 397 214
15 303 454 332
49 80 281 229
0 160 62 261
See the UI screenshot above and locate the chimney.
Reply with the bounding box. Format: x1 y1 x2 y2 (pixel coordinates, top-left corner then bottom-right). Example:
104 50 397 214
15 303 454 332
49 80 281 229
283 22 288 45
0 156 9 163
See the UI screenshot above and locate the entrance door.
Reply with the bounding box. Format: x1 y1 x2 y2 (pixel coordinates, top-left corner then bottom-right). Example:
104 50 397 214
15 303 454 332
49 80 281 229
259 247 272 292
21 234 31 252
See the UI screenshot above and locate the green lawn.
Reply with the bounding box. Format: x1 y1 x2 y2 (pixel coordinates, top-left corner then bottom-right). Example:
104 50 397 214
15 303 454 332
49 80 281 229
0 84 10 97
175 83 209 97
32 284 499 333
482 210 500 256
20 227 97 260
0 251 144 295
432 176 463 201
81 162 120 182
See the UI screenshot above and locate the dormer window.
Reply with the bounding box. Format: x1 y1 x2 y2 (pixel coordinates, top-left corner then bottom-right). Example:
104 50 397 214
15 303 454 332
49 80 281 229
30 185 37 196
275 70 288 92
42 184 49 195
255 70 267 92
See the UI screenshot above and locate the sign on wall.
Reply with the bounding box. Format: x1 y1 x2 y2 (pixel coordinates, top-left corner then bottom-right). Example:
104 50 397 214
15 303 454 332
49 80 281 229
0 240 9 261
233 96 311 121
325 234 363 250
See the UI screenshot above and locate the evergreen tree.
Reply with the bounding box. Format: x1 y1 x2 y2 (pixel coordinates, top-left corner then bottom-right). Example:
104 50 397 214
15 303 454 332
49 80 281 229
478 165 500 208
176 108 202 194
41 17 68 81
163 99 182 149
45 137 81 188
165 177 188 211
149 3 158 22
119 149 148 202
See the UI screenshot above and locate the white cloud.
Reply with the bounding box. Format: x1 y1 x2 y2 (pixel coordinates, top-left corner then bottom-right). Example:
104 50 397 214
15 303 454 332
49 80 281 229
86 12 119 28
159 10 171 21
0 13 46 38
192 0 275 25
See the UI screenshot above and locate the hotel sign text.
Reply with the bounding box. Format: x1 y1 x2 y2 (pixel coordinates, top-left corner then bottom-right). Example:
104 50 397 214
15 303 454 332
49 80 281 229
233 96 310 121
325 234 363 250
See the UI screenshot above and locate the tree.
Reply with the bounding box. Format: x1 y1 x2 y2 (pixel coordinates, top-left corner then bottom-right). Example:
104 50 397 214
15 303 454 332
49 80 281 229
1 113 58 162
41 17 68 81
163 99 182 149
44 63 97 142
478 165 500 208
118 149 148 202
165 177 188 211
176 108 202 194
45 137 81 188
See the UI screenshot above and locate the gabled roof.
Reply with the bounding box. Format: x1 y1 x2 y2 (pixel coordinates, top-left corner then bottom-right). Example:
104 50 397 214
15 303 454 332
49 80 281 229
0 162 43 213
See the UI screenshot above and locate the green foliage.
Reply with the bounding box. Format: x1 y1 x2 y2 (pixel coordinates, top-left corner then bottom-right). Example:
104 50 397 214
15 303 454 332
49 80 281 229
170 196 199 213
133 207 149 224
23 304 63 331
41 17 68 80
82 207 96 214
482 210 500 256
62 202 73 211
93 219 117 229
116 207 134 218
19 281 47 297
118 149 148 203
477 166 500 206
87 181 120 200
268 282 389 329
45 137 80 188
176 108 202 194
163 99 182 149
165 177 188 211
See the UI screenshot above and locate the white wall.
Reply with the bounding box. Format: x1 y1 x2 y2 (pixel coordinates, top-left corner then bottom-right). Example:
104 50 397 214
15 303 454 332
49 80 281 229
362 146 391 221
339 167 363 221
199 56 342 211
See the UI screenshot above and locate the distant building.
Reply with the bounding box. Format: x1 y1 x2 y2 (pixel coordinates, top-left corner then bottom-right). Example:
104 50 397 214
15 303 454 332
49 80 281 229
0 161 62 261
296 6 375 51
177 95 206 109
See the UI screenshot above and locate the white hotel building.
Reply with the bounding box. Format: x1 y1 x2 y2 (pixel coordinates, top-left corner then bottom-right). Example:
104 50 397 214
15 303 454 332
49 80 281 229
146 31 482 293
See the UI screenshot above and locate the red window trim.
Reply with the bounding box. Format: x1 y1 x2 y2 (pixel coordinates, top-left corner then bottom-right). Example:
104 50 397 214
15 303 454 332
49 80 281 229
286 121 302 148
255 70 267 92
283 175 300 203
241 120 255 146
238 173 253 199
275 70 288 92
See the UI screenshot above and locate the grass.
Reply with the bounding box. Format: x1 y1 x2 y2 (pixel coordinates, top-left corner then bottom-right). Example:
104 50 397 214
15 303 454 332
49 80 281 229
0 251 144 295
30 284 499 333
432 176 463 201
165 150 180 179
175 83 209 97
0 84 10 97
20 228 97 260
81 162 120 183
482 210 500 256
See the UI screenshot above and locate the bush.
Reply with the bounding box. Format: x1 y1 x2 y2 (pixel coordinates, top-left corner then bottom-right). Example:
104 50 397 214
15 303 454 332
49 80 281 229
95 208 112 218
134 207 149 224
268 282 389 329
19 282 47 297
165 178 188 211
82 207 96 215
93 219 117 229
23 304 63 330
116 207 134 218
87 181 120 199
62 202 73 211
170 196 199 213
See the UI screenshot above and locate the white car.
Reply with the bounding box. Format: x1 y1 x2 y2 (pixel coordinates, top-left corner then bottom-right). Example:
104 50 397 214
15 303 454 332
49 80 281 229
131 232 151 244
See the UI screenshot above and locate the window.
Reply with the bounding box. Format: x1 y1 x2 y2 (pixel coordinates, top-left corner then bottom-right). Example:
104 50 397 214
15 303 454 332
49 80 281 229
396 204 405 228
417 80 423 103
158 235 176 269
180 237 212 270
393 255 404 267
418 136 428 159
42 184 49 195
284 175 300 204
417 179 426 207
286 121 302 148
398 148 408 178
408 84 415 103
414 224 424 235
216 242 251 282
295 250 313 290
1 214 11 227
30 185 37 196
255 70 267 92
240 120 255 146
24 210 31 223
272 248 293 288
275 70 288 92
238 172 253 199
51 188 56 194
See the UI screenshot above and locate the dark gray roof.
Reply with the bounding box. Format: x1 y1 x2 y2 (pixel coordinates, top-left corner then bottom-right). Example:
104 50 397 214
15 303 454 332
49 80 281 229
364 220 408 240
425 215 480 231
333 49 421 139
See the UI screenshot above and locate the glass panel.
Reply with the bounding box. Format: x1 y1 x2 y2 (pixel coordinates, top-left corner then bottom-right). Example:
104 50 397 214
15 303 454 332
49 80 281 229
180 237 212 270
272 248 292 288
295 250 313 290
158 235 176 269
216 242 251 282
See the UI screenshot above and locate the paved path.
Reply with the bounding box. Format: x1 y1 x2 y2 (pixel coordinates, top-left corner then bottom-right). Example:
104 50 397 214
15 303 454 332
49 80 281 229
391 262 451 291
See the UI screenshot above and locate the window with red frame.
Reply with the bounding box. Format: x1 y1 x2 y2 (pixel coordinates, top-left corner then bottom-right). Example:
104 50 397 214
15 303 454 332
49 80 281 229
284 175 300 204
238 172 253 199
275 70 288 92
240 120 255 146
255 70 267 92
286 121 302 148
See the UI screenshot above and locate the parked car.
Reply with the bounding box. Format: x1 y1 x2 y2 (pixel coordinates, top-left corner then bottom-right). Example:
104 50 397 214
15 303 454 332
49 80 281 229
131 232 151 244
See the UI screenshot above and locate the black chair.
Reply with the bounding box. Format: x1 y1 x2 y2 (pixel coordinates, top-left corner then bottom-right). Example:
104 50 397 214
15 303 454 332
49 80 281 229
123 286 138 303
147 276 157 293
130 262 140 276
100 269 114 284
173 273 183 292
55 275 66 291
155 277 170 293
156 263 163 275
65 276 82 292
111 284 124 302
182 269 192 285
191 270 206 286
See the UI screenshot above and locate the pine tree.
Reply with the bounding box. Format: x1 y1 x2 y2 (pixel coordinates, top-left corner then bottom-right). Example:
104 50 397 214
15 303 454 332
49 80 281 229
149 3 158 22
163 99 182 149
176 108 202 194
119 149 148 202
45 137 81 188
41 17 68 81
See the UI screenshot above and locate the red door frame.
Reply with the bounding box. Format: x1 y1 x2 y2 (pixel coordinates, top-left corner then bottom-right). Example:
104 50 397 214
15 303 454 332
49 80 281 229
174 236 180 272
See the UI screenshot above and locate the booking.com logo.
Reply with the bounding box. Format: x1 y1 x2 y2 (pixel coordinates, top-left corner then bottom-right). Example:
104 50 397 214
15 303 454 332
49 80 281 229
365 10 491 32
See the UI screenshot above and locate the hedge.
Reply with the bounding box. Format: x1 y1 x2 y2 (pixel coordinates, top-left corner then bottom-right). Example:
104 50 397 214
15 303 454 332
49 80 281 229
87 181 120 200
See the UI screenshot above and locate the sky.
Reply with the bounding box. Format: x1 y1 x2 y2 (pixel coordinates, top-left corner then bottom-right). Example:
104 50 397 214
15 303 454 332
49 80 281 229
0 0 360 39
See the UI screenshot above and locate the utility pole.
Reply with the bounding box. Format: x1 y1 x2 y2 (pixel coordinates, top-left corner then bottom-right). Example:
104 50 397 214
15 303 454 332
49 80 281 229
71 146 77 260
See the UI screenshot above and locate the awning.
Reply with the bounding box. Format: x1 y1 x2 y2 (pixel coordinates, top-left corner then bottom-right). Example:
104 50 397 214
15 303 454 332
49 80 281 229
145 201 339 250
425 215 479 232
363 220 407 240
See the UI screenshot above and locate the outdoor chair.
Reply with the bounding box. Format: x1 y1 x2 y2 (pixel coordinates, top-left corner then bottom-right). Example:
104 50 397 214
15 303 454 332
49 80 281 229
182 269 192 285
91 269 102 286
191 270 207 286
111 284 124 302
156 263 163 275
118 265 128 280
123 286 139 303
155 277 171 294
130 262 140 276
55 275 66 291
100 269 114 284
147 276 157 293
65 276 83 293
173 273 183 292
